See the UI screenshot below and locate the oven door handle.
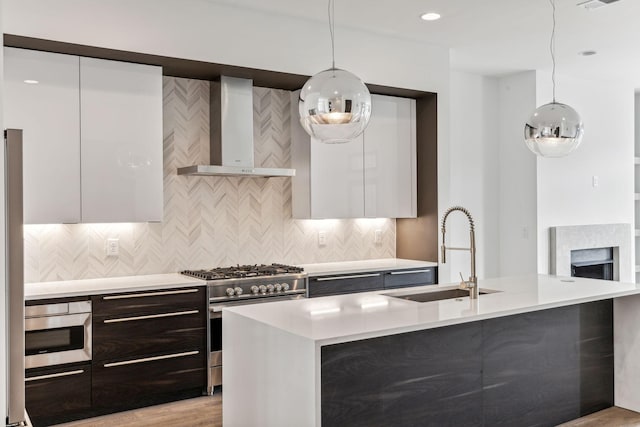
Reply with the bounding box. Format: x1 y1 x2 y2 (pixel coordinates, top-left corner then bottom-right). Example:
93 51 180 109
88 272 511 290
104 310 199 324
210 294 306 313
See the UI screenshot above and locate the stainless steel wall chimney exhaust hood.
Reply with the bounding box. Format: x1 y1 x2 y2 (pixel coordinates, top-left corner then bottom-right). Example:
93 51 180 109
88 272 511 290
177 76 295 178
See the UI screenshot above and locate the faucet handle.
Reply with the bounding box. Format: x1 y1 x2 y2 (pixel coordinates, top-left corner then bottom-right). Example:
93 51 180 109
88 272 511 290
458 272 468 289
459 272 477 290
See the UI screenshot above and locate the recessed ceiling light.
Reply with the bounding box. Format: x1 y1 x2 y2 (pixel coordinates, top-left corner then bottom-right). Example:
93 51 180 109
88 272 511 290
420 12 441 21
23 79 39 84
579 50 597 56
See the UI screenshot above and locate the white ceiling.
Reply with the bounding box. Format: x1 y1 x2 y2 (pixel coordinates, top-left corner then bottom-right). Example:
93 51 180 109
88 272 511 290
206 0 640 87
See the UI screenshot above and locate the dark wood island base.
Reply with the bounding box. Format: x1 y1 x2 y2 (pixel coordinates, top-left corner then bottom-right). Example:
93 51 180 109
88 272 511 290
321 300 613 427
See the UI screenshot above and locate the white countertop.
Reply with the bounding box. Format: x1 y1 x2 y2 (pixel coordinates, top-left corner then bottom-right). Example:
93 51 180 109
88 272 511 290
25 273 205 300
225 274 640 345
299 258 437 276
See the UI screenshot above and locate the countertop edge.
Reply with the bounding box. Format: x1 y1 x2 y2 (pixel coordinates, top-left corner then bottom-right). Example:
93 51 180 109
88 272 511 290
25 274 206 300
314 288 640 346
224 274 640 346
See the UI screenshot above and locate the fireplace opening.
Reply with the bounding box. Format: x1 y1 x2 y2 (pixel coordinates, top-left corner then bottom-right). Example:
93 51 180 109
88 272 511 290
570 247 614 281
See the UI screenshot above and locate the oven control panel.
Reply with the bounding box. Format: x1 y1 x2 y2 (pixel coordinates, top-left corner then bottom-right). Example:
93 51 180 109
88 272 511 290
208 274 307 301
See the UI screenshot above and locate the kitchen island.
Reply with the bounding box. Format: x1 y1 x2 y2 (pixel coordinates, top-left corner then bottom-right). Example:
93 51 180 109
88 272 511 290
223 274 640 427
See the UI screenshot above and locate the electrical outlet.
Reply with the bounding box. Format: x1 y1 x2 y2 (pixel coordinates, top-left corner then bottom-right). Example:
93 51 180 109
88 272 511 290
106 238 119 256
374 229 382 244
592 175 599 188
318 230 327 246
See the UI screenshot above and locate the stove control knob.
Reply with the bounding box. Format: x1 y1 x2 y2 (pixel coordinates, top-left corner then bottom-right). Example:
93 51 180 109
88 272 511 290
250 285 259 294
274 283 283 292
282 283 290 291
226 287 235 296
266 284 275 293
234 287 243 296
259 285 267 294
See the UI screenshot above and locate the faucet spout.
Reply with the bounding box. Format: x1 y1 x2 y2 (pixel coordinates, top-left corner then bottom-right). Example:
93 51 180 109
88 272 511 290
440 206 478 299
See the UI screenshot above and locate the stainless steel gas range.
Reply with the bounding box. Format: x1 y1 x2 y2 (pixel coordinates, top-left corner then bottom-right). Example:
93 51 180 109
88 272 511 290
181 264 307 393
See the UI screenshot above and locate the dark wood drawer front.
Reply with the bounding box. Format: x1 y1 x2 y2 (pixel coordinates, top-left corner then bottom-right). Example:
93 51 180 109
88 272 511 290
384 267 437 289
309 273 384 297
92 287 204 319
26 363 91 420
93 309 206 362
92 351 206 408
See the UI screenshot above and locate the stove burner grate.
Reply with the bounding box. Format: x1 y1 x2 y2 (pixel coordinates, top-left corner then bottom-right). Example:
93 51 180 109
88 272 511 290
181 263 304 281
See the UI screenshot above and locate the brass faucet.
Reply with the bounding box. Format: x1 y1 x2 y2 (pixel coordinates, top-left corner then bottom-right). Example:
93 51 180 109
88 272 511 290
441 206 478 299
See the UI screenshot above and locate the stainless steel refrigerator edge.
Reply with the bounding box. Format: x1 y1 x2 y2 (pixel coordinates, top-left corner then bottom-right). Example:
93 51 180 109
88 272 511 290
5 129 28 427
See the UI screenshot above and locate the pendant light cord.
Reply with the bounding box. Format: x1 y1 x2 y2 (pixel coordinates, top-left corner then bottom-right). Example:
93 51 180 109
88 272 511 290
550 0 556 103
328 0 336 69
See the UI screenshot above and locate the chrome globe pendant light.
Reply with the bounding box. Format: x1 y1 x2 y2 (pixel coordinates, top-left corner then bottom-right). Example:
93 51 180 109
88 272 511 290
524 0 584 158
298 0 372 144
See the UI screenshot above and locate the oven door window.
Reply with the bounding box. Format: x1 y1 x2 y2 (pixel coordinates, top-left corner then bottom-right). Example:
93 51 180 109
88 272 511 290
25 326 85 356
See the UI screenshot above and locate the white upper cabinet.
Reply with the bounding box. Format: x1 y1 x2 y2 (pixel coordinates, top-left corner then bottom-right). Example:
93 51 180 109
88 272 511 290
364 95 416 218
308 135 365 218
4 48 82 224
291 92 416 219
80 58 163 223
4 48 163 224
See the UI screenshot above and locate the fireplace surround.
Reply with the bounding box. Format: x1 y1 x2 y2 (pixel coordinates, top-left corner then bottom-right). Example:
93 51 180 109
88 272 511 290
549 223 632 283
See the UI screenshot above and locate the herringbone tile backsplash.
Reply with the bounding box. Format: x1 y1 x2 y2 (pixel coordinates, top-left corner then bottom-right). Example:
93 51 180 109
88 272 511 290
24 78 396 283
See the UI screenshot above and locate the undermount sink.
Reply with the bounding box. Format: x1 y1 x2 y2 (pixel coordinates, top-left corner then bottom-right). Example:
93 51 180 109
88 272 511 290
387 288 500 303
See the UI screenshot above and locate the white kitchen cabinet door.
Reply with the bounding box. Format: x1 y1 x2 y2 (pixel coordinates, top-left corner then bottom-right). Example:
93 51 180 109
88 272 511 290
4 48 81 224
364 95 416 218
291 90 365 219
309 135 365 218
80 57 163 223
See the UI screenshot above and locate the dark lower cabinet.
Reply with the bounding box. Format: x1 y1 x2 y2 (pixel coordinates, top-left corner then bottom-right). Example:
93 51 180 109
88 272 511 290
308 266 438 297
24 286 208 425
321 300 613 427
91 287 207 412
383 266 437 289
308 272 385 297
92 307 206 363
26 362 91 426
92 351 206 410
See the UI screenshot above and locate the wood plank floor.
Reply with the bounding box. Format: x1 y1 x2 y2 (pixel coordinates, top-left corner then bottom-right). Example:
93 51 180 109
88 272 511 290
54 395 221 427
53 396 640 427
559 407 640 426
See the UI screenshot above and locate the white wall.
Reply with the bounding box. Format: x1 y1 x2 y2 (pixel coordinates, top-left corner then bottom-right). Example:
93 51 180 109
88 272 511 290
447 71 499 281
536 72 635 278
497 71 538 276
